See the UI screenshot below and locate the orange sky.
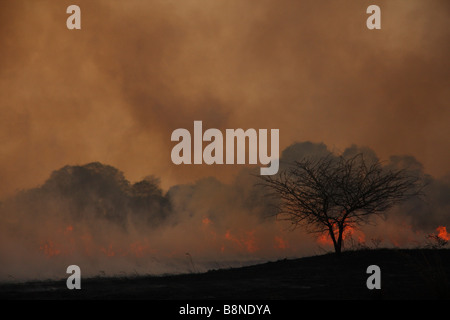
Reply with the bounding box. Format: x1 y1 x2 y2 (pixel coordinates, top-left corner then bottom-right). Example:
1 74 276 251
1 0 449 197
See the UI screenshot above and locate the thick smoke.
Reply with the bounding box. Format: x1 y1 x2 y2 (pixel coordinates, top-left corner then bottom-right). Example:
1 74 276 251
1 142 449 281
0 1 449 197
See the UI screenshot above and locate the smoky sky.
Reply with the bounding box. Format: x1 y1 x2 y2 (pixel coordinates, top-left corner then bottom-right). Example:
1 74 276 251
1 0 449 198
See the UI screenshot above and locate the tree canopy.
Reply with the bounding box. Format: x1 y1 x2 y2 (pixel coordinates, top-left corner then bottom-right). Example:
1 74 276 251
261 154 423 254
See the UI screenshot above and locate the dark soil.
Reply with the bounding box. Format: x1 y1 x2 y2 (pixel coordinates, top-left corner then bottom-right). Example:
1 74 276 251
1 248 449 300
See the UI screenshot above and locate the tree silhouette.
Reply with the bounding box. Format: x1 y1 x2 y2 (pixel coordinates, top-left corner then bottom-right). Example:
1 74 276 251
25 162 172 227
261 154 422 255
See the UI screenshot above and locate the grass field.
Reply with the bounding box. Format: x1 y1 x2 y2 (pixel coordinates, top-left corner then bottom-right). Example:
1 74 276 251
1 248 449 300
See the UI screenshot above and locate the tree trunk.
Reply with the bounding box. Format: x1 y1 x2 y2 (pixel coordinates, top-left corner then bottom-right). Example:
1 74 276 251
334 243 341 255
336 230 343 256
329 224 343 255
328 226 341 255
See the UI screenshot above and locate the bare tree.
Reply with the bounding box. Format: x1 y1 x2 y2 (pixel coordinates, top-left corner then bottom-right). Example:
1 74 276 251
260 154 422 255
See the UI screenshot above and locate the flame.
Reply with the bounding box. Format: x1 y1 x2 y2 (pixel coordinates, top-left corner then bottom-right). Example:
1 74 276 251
345 225 366 243
243 231 258 253
224 230 258 253
39 240 61 257
100 244 116 257
436 226 449 241
274 236 288 249
129 241 156 257
316 224 365 246
317 234 333 246
202 217 212 226
201 216 218 242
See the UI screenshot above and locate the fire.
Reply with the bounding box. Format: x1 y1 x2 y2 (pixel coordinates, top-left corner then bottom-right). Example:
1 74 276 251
436 226 449 241
129 241 156 257
100 244 116 257
39 240 61 257
316 224 365 247
243 231 258 253
317 234 333 246
224 230 258 253
345 225 366 243
274 236 288 249
129 242 145 257
39 229 161 259
202 217 212 226
201 216 218 242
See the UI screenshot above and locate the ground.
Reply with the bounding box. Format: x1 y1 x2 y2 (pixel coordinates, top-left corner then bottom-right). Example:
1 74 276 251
1 248 449 300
